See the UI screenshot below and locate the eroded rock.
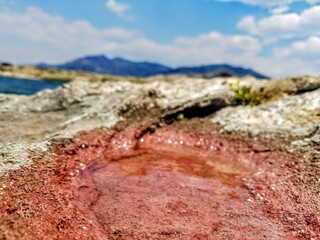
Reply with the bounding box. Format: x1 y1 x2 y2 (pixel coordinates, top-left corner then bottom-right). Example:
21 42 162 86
0 75 319 240
212 87 320 142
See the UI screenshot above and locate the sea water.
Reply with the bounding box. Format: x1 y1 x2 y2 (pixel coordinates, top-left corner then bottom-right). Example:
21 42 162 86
0 76 65 95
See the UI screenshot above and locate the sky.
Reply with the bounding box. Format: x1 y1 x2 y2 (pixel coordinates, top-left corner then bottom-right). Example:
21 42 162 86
1 0 320 76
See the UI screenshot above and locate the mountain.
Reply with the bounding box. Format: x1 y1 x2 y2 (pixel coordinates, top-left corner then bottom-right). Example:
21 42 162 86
42 55 171 77
164 64 268 79
37 55 268 79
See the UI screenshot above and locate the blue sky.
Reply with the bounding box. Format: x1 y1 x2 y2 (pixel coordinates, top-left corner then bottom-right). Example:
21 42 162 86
1 0 320 76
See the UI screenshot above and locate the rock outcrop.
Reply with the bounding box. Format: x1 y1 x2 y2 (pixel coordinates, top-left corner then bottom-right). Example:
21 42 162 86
0 75 319 240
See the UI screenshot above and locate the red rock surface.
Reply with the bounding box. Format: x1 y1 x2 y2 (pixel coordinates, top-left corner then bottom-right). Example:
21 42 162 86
0 125 319 239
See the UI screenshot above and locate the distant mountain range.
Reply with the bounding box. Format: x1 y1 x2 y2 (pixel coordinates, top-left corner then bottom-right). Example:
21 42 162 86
37 55 268 79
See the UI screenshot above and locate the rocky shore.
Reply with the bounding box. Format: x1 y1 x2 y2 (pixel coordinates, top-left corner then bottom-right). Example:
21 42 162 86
0 74 319 239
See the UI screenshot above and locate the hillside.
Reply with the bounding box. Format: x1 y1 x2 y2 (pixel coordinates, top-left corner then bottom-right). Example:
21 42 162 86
38 55 268 79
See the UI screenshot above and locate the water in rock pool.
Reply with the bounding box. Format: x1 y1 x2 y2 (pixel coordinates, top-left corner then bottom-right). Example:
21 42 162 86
0 76 65 95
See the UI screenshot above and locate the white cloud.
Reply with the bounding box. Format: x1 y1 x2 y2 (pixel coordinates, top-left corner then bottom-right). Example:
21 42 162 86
218 0 293 15
306 0 320 4
219 0 320 14
219 0 320 8
237 6 320 41
274 36 320 60
106 0 132 20
0 7 260 66
114 32 261 68
0 6 320 77
0 7 139 63
271 5 290 15
237 16 257 34
219 0 292 8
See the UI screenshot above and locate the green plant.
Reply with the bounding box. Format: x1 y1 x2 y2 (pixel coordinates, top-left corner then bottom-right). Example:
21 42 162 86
229 80 265 106
176 113 184 120
41 76 73 82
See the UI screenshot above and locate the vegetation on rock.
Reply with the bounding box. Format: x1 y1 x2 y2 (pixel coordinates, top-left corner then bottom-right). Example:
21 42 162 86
229 80 266 106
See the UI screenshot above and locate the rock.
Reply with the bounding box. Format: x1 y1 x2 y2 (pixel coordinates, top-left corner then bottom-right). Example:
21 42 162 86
0 62 13 67
264 75 320 95
0 141 48 174
0 74 319 239
0 76 236 142
1 75 319 143
212 87 320 140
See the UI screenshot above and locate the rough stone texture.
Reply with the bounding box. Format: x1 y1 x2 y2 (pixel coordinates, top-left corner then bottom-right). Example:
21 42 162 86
0 76 241 142
0 75 319 239
265 75 320 95
212 87 320 145
0 75 319 173
0 142 48 174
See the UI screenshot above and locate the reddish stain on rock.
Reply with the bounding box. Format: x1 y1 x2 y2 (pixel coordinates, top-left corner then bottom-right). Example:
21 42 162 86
0 125 319 239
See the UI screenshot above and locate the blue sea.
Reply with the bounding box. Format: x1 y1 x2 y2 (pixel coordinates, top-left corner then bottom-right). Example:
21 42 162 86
0 76 65 95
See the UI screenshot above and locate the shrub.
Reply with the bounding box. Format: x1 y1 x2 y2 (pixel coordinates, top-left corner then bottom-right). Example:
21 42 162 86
229 81 265 106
